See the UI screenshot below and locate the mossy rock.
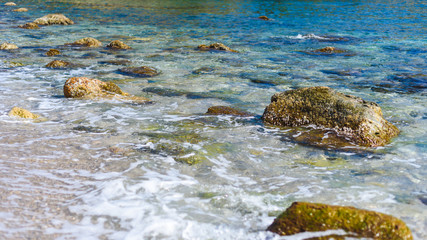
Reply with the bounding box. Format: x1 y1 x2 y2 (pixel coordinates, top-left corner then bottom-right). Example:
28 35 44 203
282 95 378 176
8 107 39 119
33 14 74 25
262 86 399 147
197 43 238 53
46 49 60 56
106 40 131 50
206 106 252 117
68 37 102 48
267 202 413 240
18 22 39 29
46 60 70 68
118 66 161 78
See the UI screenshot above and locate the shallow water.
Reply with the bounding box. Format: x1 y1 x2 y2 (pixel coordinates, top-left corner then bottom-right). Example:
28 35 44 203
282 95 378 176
0 0 426 239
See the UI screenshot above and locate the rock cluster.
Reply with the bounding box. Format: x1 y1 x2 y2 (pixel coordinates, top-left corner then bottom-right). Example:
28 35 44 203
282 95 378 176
267 202 413 240
262 86 399 147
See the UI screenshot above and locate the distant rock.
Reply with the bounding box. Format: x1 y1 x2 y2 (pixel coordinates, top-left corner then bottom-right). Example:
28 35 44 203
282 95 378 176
68 37 102 47
8 107 39 119
5 2 16 6
13 8 28 12
262 86 399 147
45 60 70 68
63 77 150 103
197 43 238 52
33 14 74 25
258 16 270 20
117 66 160 77
206 106 252 117
18 22 39 29
0 43 18 50
313 46 347 54
267 202 413 240
106 40 131 50
45 49 60 56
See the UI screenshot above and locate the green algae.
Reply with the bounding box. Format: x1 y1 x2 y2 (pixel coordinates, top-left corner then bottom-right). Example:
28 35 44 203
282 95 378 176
267 202 413 240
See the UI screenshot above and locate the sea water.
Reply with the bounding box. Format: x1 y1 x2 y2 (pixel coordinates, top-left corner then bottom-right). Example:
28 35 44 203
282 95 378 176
0 0 426 239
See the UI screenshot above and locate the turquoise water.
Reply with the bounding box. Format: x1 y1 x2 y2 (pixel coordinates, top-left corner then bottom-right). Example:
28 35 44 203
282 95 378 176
0 0 426 239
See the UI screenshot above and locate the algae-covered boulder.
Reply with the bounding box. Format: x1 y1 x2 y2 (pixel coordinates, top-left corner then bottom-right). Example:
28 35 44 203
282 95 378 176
267 202 413 240
33 14 74 25
46 49 60 56
68 37 102 47
18 22 39 29
0 43 18 50
45 60 70 68
206 106 252 117
13 8 28 12
63 77 150 103
106 40 131 50
117 66 160 78
262 86 399 147
8 107 39 119
197 43 238 52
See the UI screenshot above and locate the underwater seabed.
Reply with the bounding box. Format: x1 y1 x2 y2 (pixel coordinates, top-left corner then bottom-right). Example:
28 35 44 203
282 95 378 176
0 0 426 239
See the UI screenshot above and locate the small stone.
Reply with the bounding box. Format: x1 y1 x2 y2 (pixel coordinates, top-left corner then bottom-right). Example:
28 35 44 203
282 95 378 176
206 106 252 117
106 40 131 50
69 37 102 47
258 16 270 20
313 46 347 54
117 66 161 78
33 14 74 25
8 107 39 119
0 43 18 50
197 43 238 52
5 2 16 6
45 49 60 56
18 22 39 29
267 202 413 240
13 8 28 12
45 60 70 68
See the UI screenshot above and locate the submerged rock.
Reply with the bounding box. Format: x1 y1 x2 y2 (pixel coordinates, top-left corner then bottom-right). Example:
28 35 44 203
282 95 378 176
45 49 60 56
45 60 70 68
267 202 413 240
33 14 74 25
118 66 160 78
8 107 39 119
0 43 18 50
313 46 347 54
258 16 270 20
98 59 131 65
4 2 16 6
13 8 28 12
197 43 238 52
372 73 427 94
106 40 131 49
262 86 399 147
68 37 102 47
206 106 252 117
18 22 39 29
63 77 150 103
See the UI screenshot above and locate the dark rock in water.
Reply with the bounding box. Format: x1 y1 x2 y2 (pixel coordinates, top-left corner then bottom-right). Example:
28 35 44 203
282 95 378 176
18 22 39 29
267 202 413 240
321 69 362 77
262 86 399 147
45 49 60 56
33 14 74 25
106 40 131 50
80 52 103 59
98 59 131 65
192 67 215 75
118 66 160 78
372 73 427 94
206 106 252 117
197 43 238 52
258 16 270 20
45 60 70 68
142 87 186 97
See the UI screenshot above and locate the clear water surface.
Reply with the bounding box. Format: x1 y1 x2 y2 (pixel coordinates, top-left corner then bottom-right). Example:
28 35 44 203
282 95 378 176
0 0 426 239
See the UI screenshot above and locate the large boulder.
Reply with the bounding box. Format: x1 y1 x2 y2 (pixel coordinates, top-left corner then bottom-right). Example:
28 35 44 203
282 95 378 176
68 37 102 47
262 86 399 147
63 77 150 103
33 14 74 25
267 202 413 240
0 43 18 50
